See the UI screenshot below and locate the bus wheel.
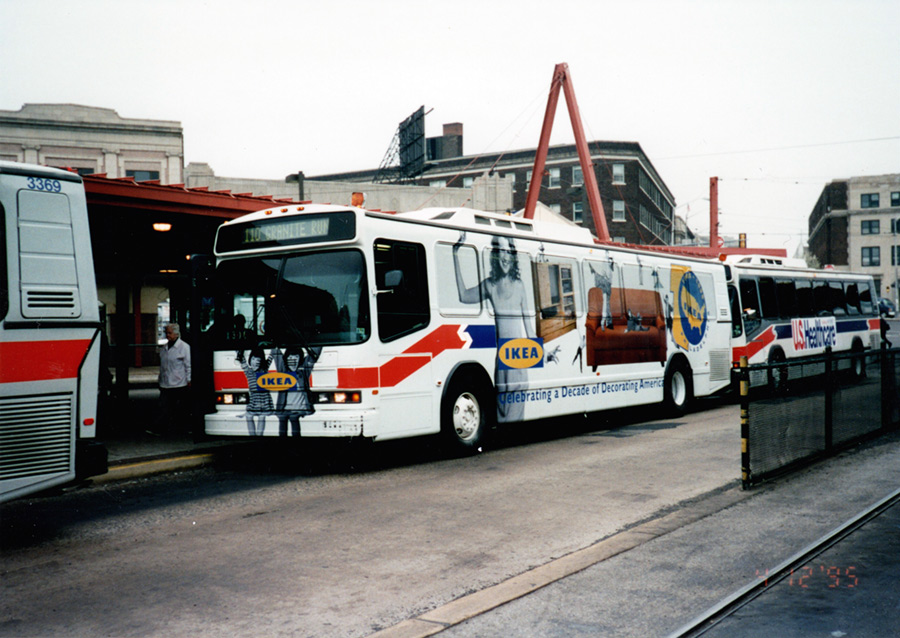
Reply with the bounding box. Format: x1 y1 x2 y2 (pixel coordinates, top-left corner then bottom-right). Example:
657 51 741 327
663 358 692 417
441 376 489 455
851 340 867 381
768 348 788 394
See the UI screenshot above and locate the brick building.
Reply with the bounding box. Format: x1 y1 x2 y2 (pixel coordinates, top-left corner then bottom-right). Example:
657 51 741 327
311 124 677 246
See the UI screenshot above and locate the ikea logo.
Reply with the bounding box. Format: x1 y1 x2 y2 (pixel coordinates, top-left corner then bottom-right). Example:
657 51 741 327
257 371 298 391
498 338 544 370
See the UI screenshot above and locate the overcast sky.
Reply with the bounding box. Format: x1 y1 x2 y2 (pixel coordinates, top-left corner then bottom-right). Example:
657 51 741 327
2 0 898 254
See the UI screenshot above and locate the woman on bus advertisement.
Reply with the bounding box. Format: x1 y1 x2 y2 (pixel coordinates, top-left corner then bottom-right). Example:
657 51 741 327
236 347 273 436
453 233 538 423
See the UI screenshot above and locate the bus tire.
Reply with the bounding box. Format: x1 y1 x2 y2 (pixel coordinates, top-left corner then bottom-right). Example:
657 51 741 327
767 348 788 394
441 371 492 455
851 339 867 381
663 357 692 417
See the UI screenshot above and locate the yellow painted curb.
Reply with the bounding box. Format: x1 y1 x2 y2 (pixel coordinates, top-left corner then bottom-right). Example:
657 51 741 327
93 453 216 484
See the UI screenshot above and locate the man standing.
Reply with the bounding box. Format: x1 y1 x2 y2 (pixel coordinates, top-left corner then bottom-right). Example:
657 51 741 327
157 322 191 436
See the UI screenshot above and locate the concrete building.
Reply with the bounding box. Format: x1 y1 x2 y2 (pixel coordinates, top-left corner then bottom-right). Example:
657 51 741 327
808 173 900 301
184 162 513 213
311 124 677 246
0 104 184 183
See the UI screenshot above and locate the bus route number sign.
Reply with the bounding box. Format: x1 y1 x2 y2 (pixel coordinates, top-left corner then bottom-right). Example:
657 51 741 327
216 211 356 252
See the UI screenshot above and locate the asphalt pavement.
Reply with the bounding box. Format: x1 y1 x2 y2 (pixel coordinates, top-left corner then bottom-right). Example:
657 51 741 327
91 344 900 637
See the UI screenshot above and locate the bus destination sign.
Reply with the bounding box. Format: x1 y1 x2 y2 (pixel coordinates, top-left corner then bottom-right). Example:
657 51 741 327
216 211 356 253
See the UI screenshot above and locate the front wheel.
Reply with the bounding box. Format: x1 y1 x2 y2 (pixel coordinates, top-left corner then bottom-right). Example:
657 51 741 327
441 377 489 455
663 359 693 417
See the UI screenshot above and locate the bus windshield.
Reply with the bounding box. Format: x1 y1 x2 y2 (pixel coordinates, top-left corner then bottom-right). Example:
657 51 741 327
215 249 369 347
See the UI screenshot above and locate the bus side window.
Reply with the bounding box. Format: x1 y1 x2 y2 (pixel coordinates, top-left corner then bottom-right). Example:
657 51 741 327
0 202 6 322
860 281 876 315
813 282 831 316
728 285 742 338
438 241 481 316
830 282 848 316
844 283 862 316
738 277 762 335
776 279 798 319
757 277 779 319
374 239 430 342
795 280 814 316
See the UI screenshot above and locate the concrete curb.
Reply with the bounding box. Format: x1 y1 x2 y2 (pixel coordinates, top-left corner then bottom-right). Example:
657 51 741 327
366 485 753 638
92 452 218 484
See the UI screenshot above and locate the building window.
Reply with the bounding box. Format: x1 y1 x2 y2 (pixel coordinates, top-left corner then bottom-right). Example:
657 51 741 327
613 200 626 222
429 180 446 188
126 170 159 182
862 246 880 267
612 163 625 184
572 202 583 223
462 176 475 188
861 220 880 235
548 167 561 188
892 192 900 207
861 193 880 209
572 166 583 187
549 203 561 214
526 170 533 186
613 236 626 243
893 246 900 267
640 205 651 228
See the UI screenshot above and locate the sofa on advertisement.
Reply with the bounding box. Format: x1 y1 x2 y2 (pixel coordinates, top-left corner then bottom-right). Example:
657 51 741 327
585 287 667 370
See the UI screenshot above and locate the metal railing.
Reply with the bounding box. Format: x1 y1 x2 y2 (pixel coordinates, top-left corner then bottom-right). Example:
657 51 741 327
740 346 900 489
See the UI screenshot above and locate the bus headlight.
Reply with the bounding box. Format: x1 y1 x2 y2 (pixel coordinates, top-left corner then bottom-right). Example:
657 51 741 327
216 392 249 405
313 391 362 404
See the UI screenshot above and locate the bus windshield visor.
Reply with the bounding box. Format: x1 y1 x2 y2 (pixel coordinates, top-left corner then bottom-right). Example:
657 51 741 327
215 250 369 347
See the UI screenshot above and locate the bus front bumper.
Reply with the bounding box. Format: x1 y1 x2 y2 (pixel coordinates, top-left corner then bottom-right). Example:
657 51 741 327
204 409 371 438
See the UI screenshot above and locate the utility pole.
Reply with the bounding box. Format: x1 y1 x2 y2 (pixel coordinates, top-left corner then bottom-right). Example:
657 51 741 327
709 176 719 248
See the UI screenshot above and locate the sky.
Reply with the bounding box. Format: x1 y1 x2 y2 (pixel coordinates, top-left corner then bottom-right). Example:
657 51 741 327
2 0 898 255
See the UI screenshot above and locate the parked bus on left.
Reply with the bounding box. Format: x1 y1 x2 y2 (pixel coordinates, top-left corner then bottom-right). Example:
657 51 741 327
0 161 107 503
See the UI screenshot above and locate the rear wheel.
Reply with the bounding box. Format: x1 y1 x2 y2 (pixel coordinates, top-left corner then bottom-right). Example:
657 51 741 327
441 374 491 455
850 340 867 381
767 348 788 394
663 358 692 417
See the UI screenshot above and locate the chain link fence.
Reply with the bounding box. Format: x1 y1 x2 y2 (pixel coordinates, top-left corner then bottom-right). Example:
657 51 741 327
740 347 900 489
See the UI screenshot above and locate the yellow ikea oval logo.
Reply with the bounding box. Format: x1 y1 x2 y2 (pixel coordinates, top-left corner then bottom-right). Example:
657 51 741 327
256 371 297 391
499 338 544 370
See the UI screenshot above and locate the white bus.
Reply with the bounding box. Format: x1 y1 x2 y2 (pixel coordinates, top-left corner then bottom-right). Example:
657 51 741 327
0 161 106 502
727 261 880 382
204 204 734 452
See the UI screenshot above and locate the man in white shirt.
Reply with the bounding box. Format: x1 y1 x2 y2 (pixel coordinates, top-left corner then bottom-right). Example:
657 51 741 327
156 323 191 435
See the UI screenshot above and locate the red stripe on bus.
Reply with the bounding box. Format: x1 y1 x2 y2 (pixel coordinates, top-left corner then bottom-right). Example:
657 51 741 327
216 324 473 392
0 339 91 383
380 354 433 387
214 370 248 390
731 325 776 362
870 318 882 331
404 324 469 356
336 366 379 388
